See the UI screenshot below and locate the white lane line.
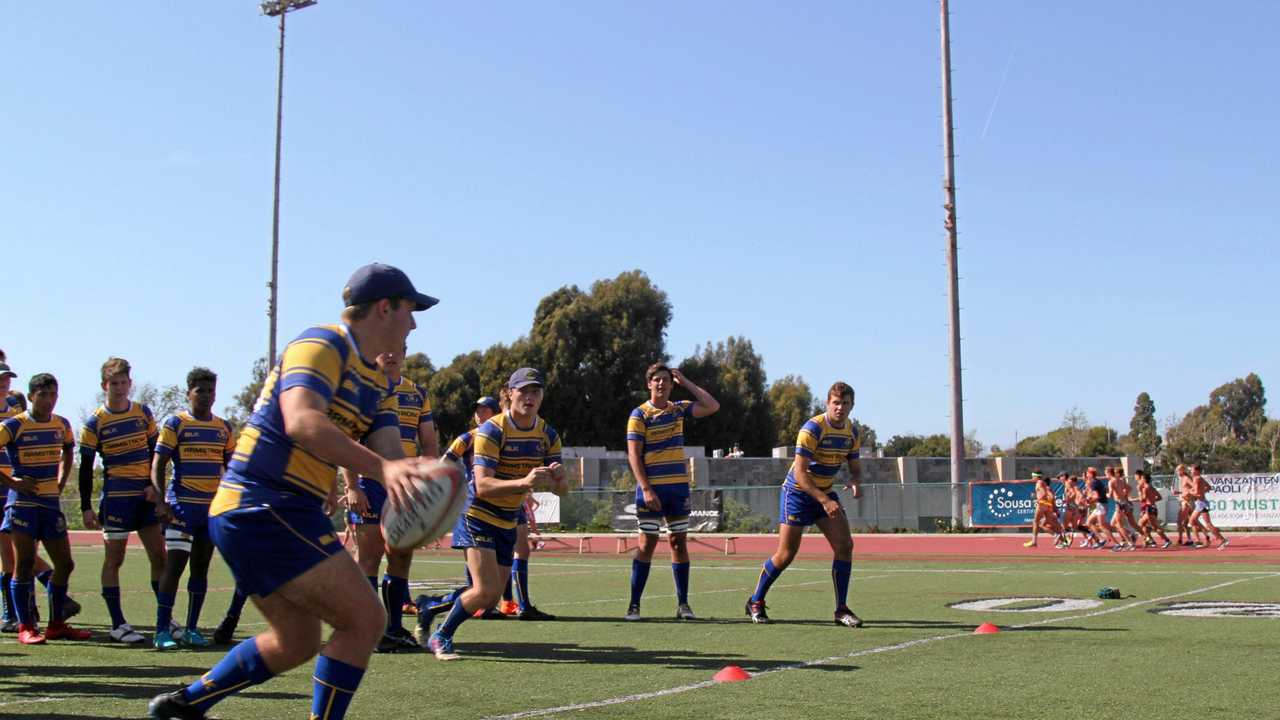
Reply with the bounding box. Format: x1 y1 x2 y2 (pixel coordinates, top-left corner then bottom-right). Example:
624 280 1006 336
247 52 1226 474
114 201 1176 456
482 572 1279 720
0 696 60 708
540 575 894 609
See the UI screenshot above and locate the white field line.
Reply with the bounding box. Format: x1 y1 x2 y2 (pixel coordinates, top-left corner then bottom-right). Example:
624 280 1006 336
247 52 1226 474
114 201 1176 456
540 575 894 609
0 696 60 708
481 572 1279 720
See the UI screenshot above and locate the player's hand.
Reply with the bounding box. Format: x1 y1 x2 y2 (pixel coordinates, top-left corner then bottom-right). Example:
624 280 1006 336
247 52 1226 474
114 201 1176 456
10 477 38 496
641 486 662 512
382 457 428 513
143 485 159 503
821 498 841 518
548 462 565 483
845 482 862 499
82 509 101 530
669 368 687 386
155 500 173 523
345 486 370 516
323 486 340 516
523 466 552 492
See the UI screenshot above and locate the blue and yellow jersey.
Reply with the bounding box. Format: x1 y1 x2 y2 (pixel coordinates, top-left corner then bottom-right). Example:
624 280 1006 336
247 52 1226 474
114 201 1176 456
0 394 23 475
0 412 74 509
443 429 475 477
155 412 236 505
80 401 157 498
215 324 398 512
626 400 693 486
469 412 561 529
783 414 860 492
392 377 432 458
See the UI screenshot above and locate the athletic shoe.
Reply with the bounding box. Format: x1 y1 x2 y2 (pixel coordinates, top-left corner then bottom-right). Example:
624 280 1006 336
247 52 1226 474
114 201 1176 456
834 606 864 628
1078 538 1091 548
499 600 520 616
477 607 506 620
1161 540 1172 549
427 632 460 661
0 618 18 633
212 615 238 645
180 628 212 648
387 625 420 651
1022 540 1036 548
624 604 642 621
1110 545 1124 553
675 604 697 620
745 599 769 624
148 689 207 720
517 605 556 621
110 623 146 644
376 631 412 654
402 601 417 616
1218 539 1231 551
62 596 82 621
17 624 45 645
1193 543 1205 549
45 621 92 641
154 628 179 650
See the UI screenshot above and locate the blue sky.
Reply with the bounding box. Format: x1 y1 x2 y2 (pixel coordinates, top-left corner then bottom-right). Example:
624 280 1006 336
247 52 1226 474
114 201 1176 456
2 2 1276 450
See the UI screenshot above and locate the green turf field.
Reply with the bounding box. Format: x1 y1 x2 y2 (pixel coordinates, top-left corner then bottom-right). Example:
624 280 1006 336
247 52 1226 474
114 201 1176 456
2 546 1279 719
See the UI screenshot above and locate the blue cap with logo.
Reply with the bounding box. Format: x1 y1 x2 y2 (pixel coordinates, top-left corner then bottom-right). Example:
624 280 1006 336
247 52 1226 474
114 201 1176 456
0 362 15 379
475 396 501 413
343 263 438 312
507 367 544 389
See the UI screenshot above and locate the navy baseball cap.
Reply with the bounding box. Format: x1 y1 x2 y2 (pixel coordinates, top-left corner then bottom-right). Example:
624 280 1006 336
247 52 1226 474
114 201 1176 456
0 362 15 379
475 396 501 413
507 367 544 389
343 263 438 311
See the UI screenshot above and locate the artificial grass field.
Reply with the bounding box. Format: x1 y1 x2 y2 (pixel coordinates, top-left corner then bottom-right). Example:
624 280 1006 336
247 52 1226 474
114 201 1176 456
2 545 1278 719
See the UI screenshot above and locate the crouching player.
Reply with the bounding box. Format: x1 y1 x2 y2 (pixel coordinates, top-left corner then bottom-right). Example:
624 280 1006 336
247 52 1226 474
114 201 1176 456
0 373 91 643
151 368 237 649
149 262 439 720
747 382 863 628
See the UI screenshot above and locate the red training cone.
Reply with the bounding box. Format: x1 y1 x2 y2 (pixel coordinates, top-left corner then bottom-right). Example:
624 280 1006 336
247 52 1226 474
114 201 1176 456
713 665 752 683
974 622 1001 634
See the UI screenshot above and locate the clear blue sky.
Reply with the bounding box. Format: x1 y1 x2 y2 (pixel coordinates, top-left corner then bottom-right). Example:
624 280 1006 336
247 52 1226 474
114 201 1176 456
3 2 1276 450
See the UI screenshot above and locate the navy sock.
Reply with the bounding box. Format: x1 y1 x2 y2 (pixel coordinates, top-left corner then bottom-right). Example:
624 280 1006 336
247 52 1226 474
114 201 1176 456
311 655 365 720
750 559 782 603
102 585 127 628
156 591 176 633
49 583 68 625
672 562 690 605
629 559 651 607
35 569 53 589
512 559 530 610
383 574 408 630
187 578 208 630
502 575 513 602
151 579 160 600
1 572 14 622
226 587 248 618
182 637 275 708
436 595 472 638
832 559 852 609
366 576 377 594
11 578 33 626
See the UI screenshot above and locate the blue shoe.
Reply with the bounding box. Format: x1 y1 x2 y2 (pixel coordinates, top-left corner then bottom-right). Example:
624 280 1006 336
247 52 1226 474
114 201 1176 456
427 631 460 661
180 628 212 648
154 628 178 651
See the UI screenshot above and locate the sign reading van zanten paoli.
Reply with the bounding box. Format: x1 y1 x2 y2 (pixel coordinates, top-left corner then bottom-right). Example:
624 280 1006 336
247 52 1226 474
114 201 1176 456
1200 473 1280 527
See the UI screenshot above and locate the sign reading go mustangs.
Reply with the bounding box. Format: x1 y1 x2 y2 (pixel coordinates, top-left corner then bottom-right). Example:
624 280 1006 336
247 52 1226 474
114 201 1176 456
1201 473 1280 527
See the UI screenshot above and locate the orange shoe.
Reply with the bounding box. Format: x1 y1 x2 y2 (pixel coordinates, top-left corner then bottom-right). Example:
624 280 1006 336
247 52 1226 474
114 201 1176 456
45 621 92 640
499 600 519 616
403 602 418 616
18 624 46 645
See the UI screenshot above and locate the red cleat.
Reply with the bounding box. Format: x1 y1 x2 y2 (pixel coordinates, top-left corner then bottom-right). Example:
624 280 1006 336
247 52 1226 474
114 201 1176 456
45 621 92 640
499 600 519 617
402 602 418 616
17 624 46 645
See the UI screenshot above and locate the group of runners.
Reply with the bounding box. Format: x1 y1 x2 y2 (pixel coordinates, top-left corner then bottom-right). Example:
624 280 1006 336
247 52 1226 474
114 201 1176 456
1 262 872 720
1025 464 1230 551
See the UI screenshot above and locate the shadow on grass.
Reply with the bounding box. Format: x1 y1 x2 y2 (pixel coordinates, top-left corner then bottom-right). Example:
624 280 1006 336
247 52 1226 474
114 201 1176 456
0 662 306 703
449 640 858 672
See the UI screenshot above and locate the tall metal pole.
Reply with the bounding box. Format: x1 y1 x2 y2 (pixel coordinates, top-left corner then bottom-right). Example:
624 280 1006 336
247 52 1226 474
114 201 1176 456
267 9 286 367
940 0 966 527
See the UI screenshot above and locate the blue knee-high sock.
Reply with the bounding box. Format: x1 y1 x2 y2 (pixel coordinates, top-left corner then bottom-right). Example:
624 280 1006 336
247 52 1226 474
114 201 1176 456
102 585 127 628
1 572 14 622
49 583 67 625
156 591 176 633
750 559 782 603
311 655 366 720
383 574 408 630
226 587 248 618
35 569 53 589
435 596 472 638
512 559 530 610
11 578 33 626
629 560 651 607
186 578 208 630
831 559 852 609
672 562 691 605
182 637 275 708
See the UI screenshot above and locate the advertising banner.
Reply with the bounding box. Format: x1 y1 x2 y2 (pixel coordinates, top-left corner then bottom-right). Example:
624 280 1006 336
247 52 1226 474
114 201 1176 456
969 481 1068 528
1202 473 1280 527
609 490 724 532
531 492 560 525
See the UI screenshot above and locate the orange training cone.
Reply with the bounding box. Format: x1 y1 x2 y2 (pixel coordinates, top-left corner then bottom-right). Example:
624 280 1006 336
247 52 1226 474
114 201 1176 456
974 622 1001 634
713 665 752 683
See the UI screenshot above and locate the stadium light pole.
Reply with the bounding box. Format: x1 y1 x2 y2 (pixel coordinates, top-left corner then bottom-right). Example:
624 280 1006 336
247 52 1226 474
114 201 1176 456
940 0 966 528
262 0 317 367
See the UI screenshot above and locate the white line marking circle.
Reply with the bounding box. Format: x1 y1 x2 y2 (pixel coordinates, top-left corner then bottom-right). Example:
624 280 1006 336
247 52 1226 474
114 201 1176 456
948 597 1104 613
1153 601 1280 618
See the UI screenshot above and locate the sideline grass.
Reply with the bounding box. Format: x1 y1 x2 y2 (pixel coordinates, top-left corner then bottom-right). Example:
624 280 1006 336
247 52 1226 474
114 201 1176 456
2 547 1278 719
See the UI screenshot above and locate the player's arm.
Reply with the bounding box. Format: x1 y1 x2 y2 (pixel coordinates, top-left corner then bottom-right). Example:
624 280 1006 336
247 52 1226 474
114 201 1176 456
473 464 541 499
0 427 36 495
670 368 719 418
78 448 100 528
151 452 173 521
626 412 660 511
418 418 440 460
278 386 423 511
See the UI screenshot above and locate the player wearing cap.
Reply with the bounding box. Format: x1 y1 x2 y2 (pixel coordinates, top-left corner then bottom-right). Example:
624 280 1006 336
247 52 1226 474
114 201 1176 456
0 373 92 644
747 382 863 628
624 363 719 621
79 356 167 644
343 346 439 653
150 368 237 650
422 369 566 660
149 263 438 720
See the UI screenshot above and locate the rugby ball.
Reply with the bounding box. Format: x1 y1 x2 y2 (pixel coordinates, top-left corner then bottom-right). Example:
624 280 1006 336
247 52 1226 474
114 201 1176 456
381 459 467 550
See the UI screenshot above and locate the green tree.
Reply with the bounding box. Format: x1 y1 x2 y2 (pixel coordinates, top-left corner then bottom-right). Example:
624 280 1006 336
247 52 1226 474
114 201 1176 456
1057 407 1090 456
678 336 772 456
883 434 924 457
426 351 485 443
1209 373 1267 443
1015 434 1063 457
767 375 816 449
906 434 951 457
1080 426 1121 456
1259 420 1280 472
1127 392 1162 456
401 352 434 388
224 356 269 431
854 420 878 453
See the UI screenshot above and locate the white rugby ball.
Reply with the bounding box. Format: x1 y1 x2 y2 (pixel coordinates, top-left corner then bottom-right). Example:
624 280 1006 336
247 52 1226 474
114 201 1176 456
381 459 467 550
